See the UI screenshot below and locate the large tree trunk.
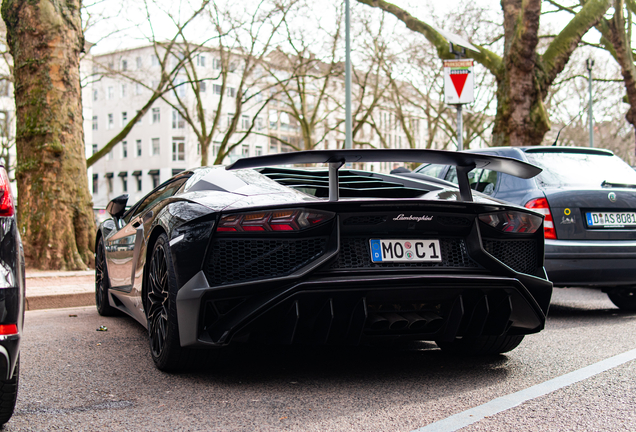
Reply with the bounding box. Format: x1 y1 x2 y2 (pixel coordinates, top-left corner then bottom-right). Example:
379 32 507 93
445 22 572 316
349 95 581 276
2 0 95 270
492 0 548 147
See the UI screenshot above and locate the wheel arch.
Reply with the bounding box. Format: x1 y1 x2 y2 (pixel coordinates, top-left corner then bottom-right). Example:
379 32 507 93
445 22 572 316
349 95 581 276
142 225 168 314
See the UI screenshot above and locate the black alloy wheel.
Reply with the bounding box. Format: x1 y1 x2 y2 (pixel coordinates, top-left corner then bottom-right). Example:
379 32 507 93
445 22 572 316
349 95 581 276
607 288 636 311
95 237 119 316
146 234 195 372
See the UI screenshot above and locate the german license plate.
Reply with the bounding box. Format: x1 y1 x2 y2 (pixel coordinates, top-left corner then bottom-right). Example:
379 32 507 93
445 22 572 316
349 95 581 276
586 212 636 228
369 239 442 263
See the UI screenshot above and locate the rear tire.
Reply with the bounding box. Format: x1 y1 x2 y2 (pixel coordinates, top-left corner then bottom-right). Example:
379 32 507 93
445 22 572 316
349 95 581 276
607 288 636 311
146 234 198 372
0 358 19 425
95 237 119 316
436 335 524 356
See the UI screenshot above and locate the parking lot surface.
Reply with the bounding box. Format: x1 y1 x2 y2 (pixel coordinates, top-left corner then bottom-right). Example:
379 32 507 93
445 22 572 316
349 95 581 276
5 287 636 431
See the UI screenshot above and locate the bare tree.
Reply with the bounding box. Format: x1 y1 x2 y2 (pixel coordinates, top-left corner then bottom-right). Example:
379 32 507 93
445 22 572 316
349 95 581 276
356 0 611 147
85 0 211 168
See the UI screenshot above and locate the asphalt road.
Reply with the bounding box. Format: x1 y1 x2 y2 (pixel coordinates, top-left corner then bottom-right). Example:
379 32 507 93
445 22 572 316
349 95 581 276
5 287 636 431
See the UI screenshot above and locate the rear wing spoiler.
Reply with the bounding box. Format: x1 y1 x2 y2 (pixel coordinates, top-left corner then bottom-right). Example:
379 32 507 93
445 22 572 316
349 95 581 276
226 149 541 202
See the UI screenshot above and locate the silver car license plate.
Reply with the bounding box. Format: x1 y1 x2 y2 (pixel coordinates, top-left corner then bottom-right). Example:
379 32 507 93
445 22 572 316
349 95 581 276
586 212 636 228
369 239 442 263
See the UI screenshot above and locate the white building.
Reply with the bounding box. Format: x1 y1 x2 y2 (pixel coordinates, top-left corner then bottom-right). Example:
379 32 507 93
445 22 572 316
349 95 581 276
89 45 436 207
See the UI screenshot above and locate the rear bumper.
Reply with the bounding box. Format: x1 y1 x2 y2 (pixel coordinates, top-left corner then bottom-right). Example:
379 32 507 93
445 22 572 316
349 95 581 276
176 271 552 348
545 239 636 287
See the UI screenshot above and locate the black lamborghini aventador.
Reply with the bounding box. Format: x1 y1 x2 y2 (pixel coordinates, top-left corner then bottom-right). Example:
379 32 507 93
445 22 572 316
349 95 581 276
95 149 553 371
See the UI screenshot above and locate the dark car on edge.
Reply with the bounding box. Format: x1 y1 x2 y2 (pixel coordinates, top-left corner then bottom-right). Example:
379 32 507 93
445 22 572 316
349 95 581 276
0 166 25 425
408 146 636 310
95 149 552 371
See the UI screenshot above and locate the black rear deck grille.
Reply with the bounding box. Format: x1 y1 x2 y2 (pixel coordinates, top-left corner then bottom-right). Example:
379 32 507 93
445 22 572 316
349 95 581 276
329 237 479 269
483 239 538 274
205 237 327 286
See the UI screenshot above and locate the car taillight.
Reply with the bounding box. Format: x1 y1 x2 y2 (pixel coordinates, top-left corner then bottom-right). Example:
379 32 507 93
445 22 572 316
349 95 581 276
525 198 556 239
217 209 335 233
0 167 14 217
479 211 542 234
0 324 17 336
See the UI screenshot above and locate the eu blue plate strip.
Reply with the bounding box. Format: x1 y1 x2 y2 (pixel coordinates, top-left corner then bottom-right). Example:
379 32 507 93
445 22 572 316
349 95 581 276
413 348 636 432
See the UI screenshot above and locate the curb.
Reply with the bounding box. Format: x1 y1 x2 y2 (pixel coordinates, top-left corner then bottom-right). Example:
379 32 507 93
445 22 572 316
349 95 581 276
26 293 95 311
26 270 96 311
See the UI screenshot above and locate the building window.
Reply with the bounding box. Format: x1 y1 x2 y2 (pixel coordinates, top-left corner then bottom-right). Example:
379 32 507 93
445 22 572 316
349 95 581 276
106 175 113 193
172 137 185 162
121 111 127 126
197 55 206 67
151 55 159 66
213 84 222 95
92 116 98 130
241 145 249 158
227 113 234 128
200 81 206 93
107 87 114 99
107 113 114 129
255 146 263 156
241 115 250 130
136 140 142 157
227 87 236 98
122 141 128 158
121 59 128 71
93 89 98 101
93 174 98 194
151 138 160 156
120 173 128 192
108 148 113 160
152 108 160 124
150 172 160 189
213 58 222 70
92 143 97 155
136 83 142 95
269 111 278 129
256 117 264 130
121 84 127 98
213 142 221 156
136 56 142 69
172 110 185 129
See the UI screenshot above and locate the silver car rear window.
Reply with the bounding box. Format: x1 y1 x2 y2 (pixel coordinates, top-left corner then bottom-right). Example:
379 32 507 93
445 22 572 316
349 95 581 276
525 151 636 188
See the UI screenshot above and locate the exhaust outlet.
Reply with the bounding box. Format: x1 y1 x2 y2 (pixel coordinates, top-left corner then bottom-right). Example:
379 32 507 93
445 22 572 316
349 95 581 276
368 314 389 330
385 313 409 330
402 312 427 330
419 311 443 332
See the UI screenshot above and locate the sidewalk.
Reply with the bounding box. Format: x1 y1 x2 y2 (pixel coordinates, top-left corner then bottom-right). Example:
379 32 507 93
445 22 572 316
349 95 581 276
26 270 95 311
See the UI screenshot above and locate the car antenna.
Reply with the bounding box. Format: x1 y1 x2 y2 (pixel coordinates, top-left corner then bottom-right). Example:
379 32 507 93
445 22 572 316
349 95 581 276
552 112 583 146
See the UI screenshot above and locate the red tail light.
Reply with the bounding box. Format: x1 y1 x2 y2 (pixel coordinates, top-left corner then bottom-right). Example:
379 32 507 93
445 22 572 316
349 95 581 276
478 211 542 234
0 324 17 336
0 167 13 217
525 198 556 240
217 209 334 233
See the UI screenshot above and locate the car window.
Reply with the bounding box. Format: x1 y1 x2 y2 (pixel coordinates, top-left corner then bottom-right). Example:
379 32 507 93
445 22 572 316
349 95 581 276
444 167 498 195
123 177 189 223
416 163 447 178
525 151 636 188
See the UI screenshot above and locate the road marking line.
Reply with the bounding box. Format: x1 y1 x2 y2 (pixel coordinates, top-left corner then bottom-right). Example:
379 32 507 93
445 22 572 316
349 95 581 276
413 348 636 432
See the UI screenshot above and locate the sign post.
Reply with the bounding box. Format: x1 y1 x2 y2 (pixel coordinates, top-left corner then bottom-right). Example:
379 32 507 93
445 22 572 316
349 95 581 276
444 57 474 151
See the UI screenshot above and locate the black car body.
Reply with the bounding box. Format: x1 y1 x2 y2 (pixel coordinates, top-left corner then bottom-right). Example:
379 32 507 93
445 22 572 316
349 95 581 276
95 150 553 371
410 146 636 310
0 166 25 424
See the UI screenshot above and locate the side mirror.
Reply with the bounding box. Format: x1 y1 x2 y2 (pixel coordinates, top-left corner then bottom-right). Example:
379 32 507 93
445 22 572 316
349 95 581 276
106 194 129 219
